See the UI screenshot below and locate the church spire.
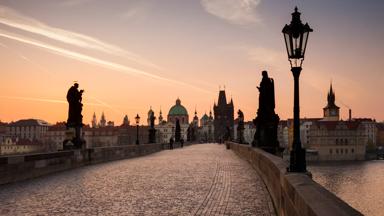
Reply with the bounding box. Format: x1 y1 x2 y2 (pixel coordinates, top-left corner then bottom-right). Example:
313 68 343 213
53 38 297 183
92 112 97 128
158 107 163 124
100 112 106 127
327 82 336 106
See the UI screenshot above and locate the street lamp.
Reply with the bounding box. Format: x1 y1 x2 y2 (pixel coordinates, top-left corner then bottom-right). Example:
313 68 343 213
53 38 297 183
282 7 313 172
135 114 140 145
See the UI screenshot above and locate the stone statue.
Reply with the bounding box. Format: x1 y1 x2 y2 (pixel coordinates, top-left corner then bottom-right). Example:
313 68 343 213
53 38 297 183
237 109 245 144
65 83 85 149
252 71 280 154
148 112 157 143
175 119 181 143
66 83 84 127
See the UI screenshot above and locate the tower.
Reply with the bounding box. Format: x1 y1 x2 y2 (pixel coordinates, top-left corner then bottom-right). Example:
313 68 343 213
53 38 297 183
323 83 340 121
213 90 234 142
158 109 163 124
91 112 97 128
122 115 130 126
100 112 106 127
147 106 154 125
192 109 199 127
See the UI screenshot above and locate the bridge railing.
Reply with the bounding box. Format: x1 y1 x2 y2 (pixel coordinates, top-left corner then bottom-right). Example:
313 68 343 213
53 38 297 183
0 142 192 185
227 142 362 216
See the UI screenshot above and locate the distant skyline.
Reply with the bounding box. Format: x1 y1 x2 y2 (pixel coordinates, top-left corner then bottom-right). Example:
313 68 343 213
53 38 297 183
0 0 383 124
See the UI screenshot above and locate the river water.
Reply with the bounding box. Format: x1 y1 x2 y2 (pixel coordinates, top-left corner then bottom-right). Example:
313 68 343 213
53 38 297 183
309 160 384 216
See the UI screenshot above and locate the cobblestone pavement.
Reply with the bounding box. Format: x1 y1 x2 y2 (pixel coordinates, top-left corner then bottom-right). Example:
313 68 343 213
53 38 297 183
0 144 275 216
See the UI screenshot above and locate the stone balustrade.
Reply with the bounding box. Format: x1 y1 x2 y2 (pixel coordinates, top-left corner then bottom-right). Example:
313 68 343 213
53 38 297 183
227 142 362 216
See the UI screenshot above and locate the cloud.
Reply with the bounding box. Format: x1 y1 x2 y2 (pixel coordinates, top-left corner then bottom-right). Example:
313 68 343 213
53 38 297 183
0 95 102 107
119 2 149 20
0 5 161 70
200 0 261 25
58 0 94 7
0 30 213 94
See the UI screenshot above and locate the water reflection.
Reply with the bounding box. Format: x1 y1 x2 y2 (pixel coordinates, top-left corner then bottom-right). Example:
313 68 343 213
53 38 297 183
309 161 384 216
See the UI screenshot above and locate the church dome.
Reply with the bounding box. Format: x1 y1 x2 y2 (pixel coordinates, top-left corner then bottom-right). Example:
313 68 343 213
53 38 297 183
168 98 188 116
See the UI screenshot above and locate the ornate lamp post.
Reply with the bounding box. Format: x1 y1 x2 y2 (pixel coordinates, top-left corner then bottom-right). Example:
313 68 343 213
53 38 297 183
135 114 140 145
282 7 313 172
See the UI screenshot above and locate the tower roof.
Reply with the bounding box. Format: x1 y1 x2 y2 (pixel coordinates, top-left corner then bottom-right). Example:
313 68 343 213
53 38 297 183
217 90 227 106
324 83 339 109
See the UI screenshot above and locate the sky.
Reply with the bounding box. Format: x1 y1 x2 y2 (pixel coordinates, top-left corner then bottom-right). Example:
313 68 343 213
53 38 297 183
0 0 383 125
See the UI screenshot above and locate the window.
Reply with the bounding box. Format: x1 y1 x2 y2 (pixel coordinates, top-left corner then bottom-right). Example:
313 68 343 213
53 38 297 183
336 149 339 154
351 148 354 153
341 149 343 154
329 149 333 154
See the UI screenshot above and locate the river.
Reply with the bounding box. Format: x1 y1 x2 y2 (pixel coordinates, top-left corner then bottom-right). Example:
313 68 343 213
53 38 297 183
309 160 384 216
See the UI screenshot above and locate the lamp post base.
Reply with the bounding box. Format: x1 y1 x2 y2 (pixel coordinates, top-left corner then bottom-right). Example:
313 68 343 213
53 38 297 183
288 145 307 172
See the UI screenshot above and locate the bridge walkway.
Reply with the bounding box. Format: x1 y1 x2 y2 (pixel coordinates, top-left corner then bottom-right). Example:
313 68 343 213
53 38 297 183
0 144 274 216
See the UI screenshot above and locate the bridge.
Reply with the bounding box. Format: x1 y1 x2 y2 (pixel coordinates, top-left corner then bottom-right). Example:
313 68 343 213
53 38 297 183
0 143 362 216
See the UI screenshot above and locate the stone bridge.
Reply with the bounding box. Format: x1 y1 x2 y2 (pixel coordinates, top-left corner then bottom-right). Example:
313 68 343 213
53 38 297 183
0 143 361 216
0 144 274 215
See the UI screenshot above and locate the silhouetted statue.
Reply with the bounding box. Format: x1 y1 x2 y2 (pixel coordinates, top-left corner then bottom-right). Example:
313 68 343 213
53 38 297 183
180 138 184 148
175 119 181 143
148 112 157 143
252 71 280 154
65 83 85 149
237 109 245 144
66 83 84 127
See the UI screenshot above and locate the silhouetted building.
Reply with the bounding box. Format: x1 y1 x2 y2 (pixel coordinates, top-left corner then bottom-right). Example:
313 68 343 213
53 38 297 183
323 83 340 121
147 107 154 125
100 112 107 127
92 112 97 128
122 115 130 126
213 90 234 141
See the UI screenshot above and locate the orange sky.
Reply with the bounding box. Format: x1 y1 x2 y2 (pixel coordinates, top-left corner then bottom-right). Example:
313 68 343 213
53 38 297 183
0 1 383 125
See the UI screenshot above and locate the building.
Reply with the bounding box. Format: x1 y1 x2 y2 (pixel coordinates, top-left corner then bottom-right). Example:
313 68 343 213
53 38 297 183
155 99 190 143
282 84 377 161
0 137 47 155
308 121 366 160
213 90 234 142
43 122 67 151
91 112 97 128
0 121 7 143
304 85 369 161
167 98 189 124
377 123 384 147
197 111 214 142
234 120 255 145
99 112 107 127
322 83 340 121
7 119 50 141
277 120 289 149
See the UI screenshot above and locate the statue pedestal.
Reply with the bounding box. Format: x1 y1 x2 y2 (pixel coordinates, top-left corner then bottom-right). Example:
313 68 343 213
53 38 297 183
63 127 85 150
148 128 156 144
